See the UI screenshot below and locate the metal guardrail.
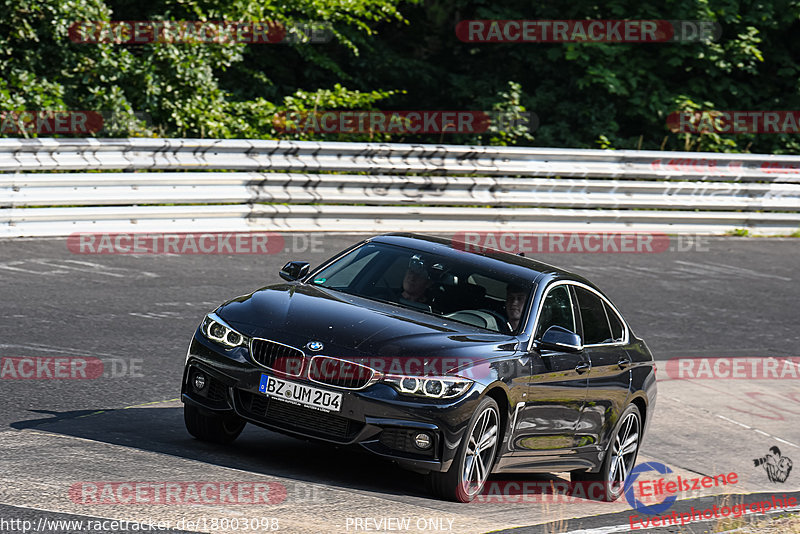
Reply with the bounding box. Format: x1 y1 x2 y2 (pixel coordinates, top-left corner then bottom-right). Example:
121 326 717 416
1 138 800 236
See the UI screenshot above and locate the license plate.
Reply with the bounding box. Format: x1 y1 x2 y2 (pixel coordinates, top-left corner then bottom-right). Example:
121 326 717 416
259 374 342 413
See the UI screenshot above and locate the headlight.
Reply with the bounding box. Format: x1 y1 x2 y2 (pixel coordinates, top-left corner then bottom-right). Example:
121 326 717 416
201 313 247 348
383 374 473 399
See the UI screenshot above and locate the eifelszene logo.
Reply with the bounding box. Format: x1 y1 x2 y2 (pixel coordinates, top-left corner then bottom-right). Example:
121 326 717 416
625 462 677 515
626 461 739 515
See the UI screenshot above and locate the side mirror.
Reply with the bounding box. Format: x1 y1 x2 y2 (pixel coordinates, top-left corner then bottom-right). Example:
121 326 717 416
537 325 583 352
280 261 310 281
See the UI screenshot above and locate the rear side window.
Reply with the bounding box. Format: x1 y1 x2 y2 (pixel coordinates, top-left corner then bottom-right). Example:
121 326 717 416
574 287 613 345
604 302 625 342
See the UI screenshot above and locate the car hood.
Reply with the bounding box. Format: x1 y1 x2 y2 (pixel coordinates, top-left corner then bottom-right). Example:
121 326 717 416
216 283 518 363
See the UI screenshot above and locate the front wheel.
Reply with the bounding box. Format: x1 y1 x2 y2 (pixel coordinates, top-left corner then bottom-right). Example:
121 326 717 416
184 404 246 444
428 397 500 502
572 403 642 501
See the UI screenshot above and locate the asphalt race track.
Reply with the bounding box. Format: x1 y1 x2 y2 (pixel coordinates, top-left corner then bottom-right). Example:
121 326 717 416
1 233 799 534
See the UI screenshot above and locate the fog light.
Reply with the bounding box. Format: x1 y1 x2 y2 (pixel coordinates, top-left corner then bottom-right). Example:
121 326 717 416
193 372 207 391
414 432 432 450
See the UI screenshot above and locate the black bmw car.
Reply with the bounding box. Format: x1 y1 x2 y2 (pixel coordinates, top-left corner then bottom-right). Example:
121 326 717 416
181 233 657 502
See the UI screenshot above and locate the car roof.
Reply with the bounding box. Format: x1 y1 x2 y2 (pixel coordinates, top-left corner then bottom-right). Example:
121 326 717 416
367 232 598 289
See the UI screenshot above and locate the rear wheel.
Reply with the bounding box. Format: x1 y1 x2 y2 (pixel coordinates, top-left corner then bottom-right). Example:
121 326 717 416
572 403 642 501
428 397 500 502
184 404 246 444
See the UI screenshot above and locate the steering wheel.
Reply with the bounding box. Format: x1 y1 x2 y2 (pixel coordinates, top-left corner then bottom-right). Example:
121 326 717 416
476 309 514 333
444 309 510 332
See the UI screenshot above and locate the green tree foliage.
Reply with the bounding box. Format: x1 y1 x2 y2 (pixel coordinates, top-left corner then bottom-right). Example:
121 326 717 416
1 0 798 153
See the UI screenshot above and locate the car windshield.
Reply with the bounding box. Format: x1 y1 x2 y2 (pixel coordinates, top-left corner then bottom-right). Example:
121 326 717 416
309 242 533 334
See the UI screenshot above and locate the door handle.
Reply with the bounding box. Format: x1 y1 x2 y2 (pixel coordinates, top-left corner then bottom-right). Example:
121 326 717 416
618 358 632 369
575 362 590 374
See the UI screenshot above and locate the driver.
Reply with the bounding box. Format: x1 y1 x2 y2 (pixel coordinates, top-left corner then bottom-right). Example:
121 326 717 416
504 284 528 331
397 255 434 311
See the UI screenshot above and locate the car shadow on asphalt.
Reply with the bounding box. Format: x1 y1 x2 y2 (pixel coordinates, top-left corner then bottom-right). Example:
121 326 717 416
9 404 587 506
11 405 437 501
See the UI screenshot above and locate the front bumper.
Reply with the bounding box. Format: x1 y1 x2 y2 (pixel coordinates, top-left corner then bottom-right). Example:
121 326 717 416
181 332 481 473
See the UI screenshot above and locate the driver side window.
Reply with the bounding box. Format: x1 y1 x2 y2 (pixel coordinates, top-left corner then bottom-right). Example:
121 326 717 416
535 285 576 339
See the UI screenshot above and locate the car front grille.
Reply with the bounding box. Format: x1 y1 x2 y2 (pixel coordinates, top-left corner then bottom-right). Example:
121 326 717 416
307 356 376 390
235 389 361 441
250 338 305 376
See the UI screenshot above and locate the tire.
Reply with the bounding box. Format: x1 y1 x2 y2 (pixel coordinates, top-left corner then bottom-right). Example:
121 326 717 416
428 396 501 502
184 404 246 444
571 403 642 502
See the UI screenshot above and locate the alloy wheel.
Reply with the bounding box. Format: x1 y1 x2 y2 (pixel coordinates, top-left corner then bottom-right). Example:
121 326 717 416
461 405 499 497
607 410 640 496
